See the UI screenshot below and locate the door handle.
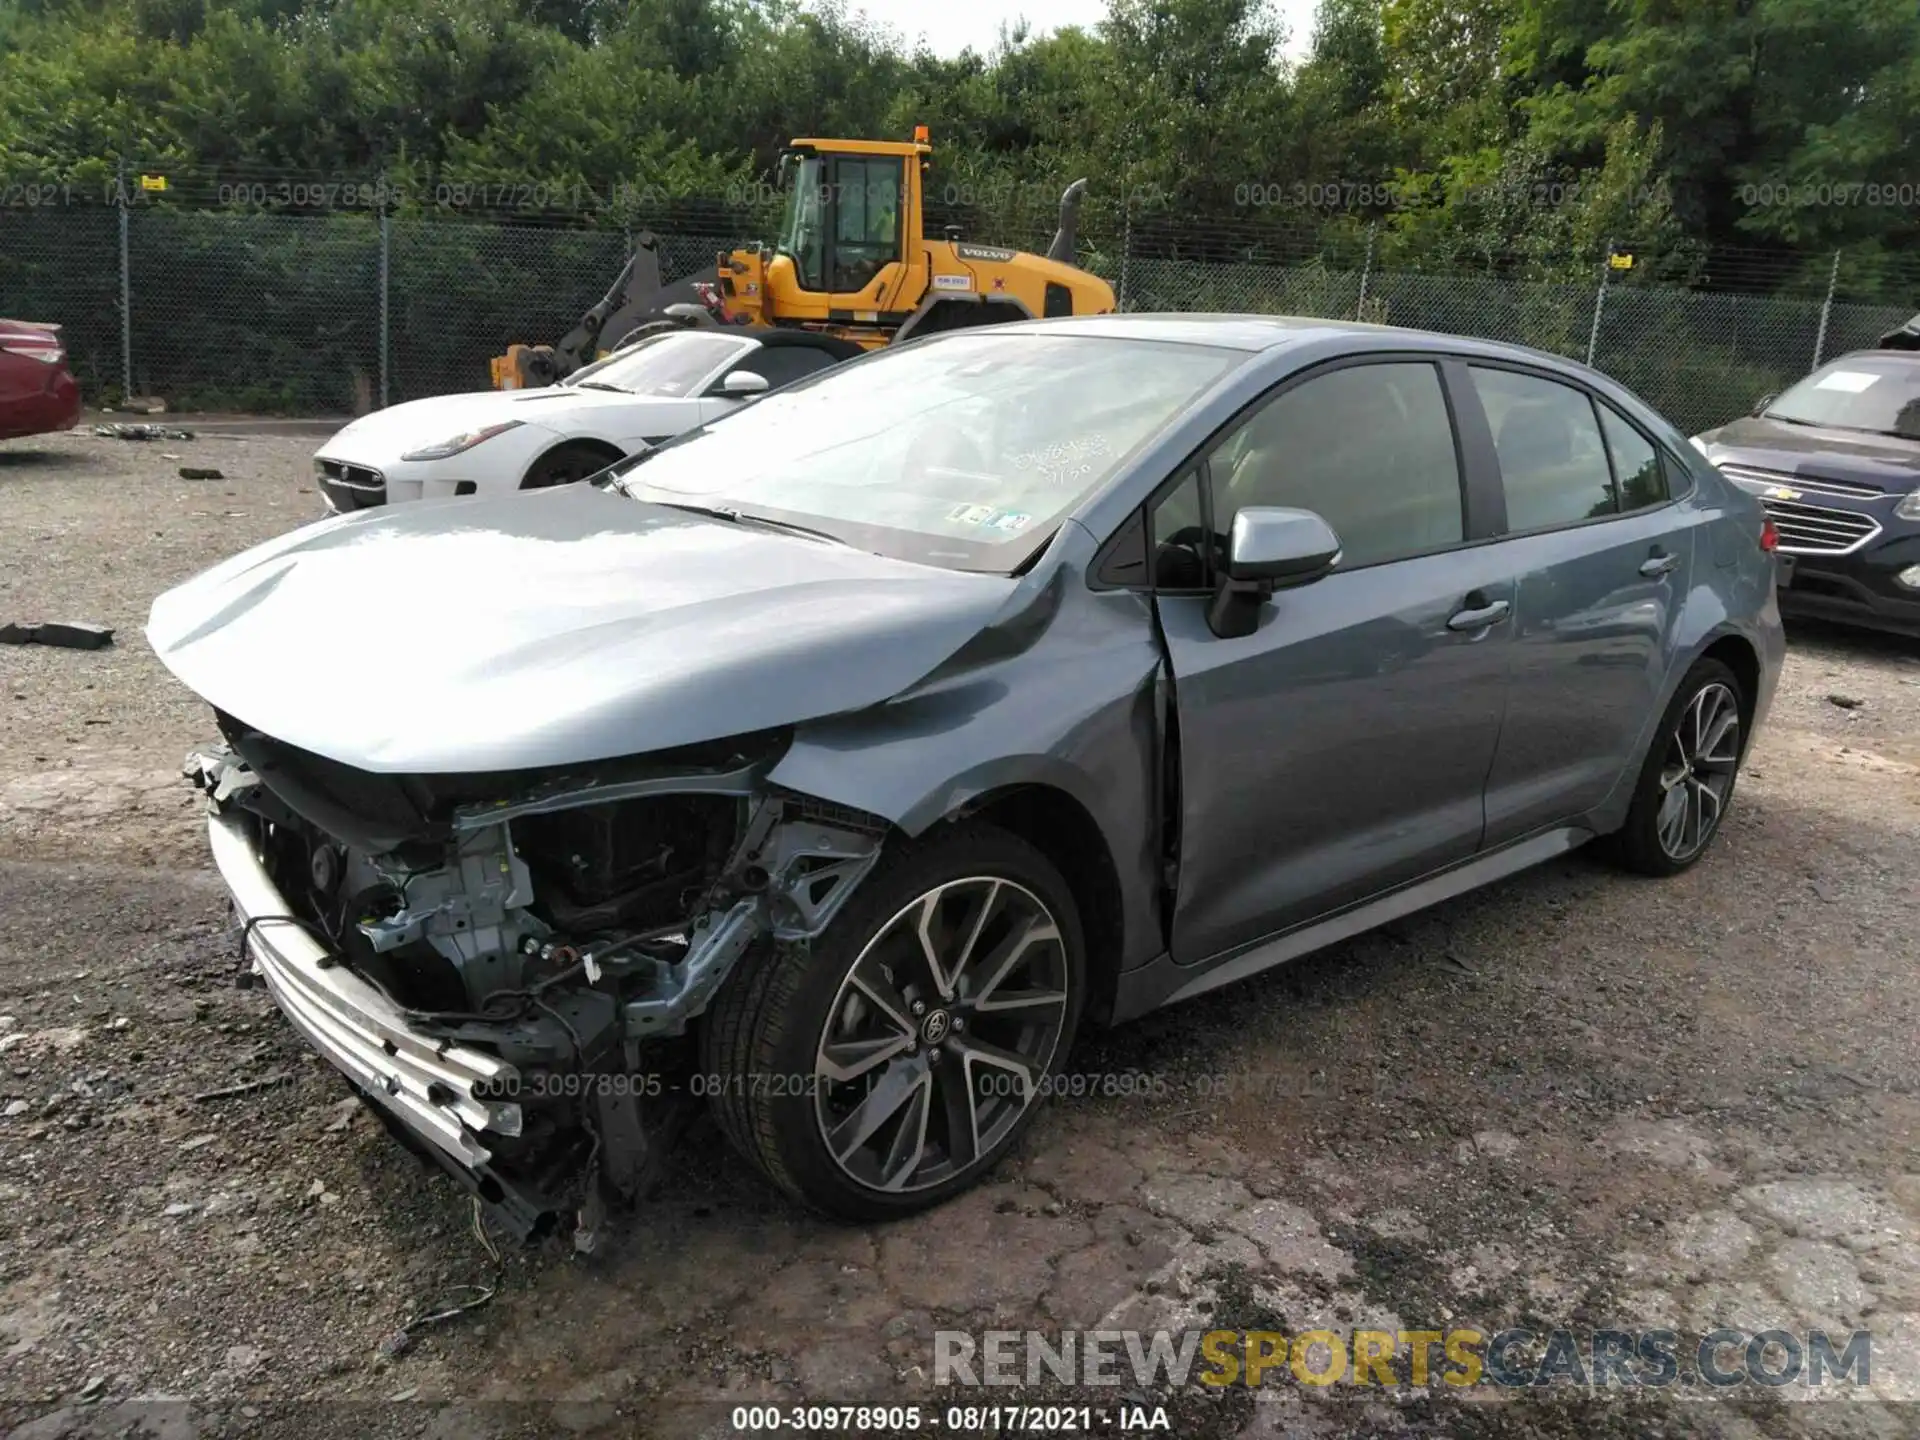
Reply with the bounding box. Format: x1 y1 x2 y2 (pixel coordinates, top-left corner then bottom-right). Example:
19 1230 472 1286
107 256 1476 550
1640 550 1680 577
1447 598 1511 631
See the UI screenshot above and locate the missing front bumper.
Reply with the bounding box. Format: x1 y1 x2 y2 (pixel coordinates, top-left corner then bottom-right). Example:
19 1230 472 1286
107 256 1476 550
207 810 521 1171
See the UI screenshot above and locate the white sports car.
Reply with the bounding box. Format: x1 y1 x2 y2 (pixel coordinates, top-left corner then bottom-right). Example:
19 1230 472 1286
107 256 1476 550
313 328 860 511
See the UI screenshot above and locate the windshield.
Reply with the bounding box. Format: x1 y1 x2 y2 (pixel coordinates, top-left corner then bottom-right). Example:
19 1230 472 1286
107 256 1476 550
1766 355 1920 438
566 331 748 396
777 154 826 290
606 331 1240 573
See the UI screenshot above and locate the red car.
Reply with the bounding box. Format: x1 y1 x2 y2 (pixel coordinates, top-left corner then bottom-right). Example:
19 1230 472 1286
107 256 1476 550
0 320 82 440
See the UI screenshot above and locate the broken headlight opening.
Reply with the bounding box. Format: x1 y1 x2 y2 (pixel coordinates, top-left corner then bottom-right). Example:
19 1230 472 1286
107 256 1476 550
186 719 885 1246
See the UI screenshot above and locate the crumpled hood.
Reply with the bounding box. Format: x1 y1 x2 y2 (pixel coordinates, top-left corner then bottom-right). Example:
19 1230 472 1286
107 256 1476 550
148 486 1016 773
1701 415 1920 494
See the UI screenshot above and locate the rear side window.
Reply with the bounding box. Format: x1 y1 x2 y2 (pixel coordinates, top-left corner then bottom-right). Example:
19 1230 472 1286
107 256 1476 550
1208 362 1464 569
1599 405 1668 510
1472 367 1616 530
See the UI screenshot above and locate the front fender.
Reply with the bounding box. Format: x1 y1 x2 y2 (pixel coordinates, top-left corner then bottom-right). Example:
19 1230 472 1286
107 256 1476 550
765 527 1166 969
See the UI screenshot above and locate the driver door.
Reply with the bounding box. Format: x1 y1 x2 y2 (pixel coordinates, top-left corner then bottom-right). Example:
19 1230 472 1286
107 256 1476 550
1155 358 1516 964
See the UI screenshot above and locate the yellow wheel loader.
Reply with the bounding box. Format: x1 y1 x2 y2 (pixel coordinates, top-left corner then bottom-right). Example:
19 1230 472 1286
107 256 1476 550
490 129 1115 388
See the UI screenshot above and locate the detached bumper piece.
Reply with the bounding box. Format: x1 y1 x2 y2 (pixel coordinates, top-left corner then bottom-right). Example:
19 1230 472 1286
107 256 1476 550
0 620 114 649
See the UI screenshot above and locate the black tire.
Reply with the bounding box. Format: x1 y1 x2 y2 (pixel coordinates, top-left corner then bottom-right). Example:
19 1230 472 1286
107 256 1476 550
521 441 621 490
699 821 1086 1220
1604 657 1747 876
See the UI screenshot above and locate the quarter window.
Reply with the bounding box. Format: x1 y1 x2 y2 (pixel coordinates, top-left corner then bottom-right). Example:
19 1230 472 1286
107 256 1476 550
1149 468 1209 589
1471 367 1617 530
1598 405 1669 510
1207 362 1464 569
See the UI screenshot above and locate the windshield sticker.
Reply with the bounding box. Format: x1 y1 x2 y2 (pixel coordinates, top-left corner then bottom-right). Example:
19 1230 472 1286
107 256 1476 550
987 510 1032 533
1815 370 1880 393
1014 435 1114 489
945 503 996 526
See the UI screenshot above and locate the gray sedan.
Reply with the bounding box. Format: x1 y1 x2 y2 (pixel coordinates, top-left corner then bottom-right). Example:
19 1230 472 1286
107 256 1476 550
148 315 1784 1234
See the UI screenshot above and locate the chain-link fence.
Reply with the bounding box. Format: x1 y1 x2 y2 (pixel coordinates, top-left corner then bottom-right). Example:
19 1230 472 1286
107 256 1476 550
2 194 1914 436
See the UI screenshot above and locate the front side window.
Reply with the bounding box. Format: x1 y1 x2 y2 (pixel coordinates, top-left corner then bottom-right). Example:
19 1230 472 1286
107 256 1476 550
566 332 748 397
736 345 842 390
777 154 827 291
1208 362 1464 569
1472 366 1616 531
608 332 1239 573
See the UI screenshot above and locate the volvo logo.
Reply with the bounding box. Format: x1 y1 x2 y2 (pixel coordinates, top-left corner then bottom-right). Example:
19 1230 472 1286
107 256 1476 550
921 1009 952 1044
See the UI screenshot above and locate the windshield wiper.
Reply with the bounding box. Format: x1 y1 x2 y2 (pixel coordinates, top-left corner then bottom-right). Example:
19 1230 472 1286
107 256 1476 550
649 499 850 548
572 381 627 393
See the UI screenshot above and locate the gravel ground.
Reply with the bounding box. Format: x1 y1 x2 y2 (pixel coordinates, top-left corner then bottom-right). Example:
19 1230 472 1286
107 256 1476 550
2 428 1918 1439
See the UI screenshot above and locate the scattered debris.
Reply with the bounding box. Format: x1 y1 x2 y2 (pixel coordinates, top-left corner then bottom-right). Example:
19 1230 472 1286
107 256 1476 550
179 1133 218 1152
1827 693 1865 710
0 620 116 650
91 422 195 441
2 1100 27 1118
160 452 182 461
118 396 168 415
375 1329 416 1362
322 1097 363 1134
161 1202 196 1218
77 1374 106 1401
178 467 224 481
376 1200 502 1363
192 1072 290 1103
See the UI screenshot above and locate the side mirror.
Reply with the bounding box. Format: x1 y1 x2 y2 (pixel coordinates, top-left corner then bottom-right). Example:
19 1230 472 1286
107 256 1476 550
1751 393 1776 417
1206 507 1342 639
718 369 770 397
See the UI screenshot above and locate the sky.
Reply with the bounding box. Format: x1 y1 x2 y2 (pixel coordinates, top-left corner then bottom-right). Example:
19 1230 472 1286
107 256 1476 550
831 0 1321 62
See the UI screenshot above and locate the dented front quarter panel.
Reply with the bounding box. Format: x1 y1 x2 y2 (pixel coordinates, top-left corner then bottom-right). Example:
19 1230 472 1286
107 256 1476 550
768 521 1167 971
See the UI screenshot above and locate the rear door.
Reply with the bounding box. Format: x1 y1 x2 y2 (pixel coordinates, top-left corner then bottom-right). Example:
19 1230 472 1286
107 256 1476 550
1462 363 1705 844
1156 358 1516 964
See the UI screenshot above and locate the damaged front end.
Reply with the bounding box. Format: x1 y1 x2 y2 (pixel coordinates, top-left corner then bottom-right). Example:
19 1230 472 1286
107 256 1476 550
187 720 884 1244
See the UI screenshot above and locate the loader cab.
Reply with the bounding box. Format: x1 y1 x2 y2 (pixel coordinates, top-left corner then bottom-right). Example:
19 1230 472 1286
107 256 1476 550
770 138 929 325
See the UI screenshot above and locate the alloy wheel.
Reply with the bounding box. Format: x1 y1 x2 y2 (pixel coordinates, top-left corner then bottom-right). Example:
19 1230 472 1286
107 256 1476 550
1655 681 1741 861
813 877 1070 1194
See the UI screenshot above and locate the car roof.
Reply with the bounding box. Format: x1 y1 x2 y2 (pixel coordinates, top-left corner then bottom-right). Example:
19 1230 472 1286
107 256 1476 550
1018 311 1594 371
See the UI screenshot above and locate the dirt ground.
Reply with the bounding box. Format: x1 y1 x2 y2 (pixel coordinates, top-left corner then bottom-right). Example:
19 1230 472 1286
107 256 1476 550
2 427 1918 1440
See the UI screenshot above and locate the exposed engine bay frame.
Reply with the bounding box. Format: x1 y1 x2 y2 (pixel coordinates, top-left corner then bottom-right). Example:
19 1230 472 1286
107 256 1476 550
186 743 885 1242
